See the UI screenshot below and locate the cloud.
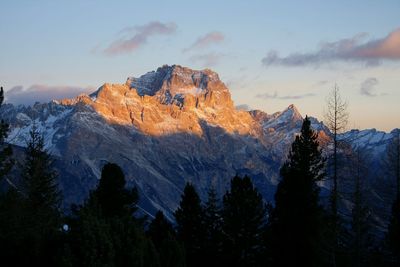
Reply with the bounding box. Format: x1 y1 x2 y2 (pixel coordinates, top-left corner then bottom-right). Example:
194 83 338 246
183 31 225 52
360 77 379 97
226 75 249 90
262 28 400 67
189 52 224 67
103 21 177 56
314 80 328 86
236 104 252 111
256 91 316 100
5 84 95 105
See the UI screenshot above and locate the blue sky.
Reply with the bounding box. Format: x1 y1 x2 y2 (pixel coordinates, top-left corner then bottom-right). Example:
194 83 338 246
1 0 399 131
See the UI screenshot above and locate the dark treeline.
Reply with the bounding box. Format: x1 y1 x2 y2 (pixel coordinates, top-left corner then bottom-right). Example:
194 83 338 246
0 86 399 267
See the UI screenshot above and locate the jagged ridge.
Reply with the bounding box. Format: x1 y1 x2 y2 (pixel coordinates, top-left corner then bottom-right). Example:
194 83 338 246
0 65 398 226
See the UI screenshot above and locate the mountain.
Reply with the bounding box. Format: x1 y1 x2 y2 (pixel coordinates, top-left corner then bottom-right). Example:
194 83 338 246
0 65 398 224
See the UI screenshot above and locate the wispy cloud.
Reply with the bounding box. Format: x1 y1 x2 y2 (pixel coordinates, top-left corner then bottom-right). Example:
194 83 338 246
226 74 249 90
103 21 177 56
314 80 329 86
189 52 224 67
262 28 400 67
236 104 252 111
183 31 225 52
256 91 316 100
360 77 379 97
5 84 95 106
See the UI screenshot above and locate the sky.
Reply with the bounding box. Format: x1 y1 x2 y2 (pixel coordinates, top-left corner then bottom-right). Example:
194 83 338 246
0 0 399 131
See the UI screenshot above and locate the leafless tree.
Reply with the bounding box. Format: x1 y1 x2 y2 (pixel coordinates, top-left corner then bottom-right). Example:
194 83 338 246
324 84 349 267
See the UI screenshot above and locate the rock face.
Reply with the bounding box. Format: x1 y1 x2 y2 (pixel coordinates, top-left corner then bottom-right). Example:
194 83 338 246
1 65 398 224
59 65 258 138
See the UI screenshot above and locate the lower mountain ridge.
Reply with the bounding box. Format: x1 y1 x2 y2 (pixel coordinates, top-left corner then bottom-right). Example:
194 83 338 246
1 65 398 227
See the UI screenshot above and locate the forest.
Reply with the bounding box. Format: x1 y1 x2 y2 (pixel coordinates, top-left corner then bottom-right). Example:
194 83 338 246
0 85 399 267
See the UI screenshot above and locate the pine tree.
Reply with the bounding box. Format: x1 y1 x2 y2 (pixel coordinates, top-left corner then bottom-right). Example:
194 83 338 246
147 211 185 267
203 187 223 267
268 116 326 267
386 131 400 265
95 162 138 218
148 211 176 248
68 200 115 267
386 131 400 199
111 215 160 267
387 197 400 265
174 183 204 267
22 124 60 212
222 175 267 267
19 124 62 265
349 148 372 267
0 86 13 180
0 87 20 265
0 188 31 266
68 163 159 267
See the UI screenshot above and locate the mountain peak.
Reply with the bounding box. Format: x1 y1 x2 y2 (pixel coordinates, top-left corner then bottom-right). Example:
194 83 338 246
125 65 232 108
286 104 298 112
54 65 250 136
280 104 302 121
126 64 221 96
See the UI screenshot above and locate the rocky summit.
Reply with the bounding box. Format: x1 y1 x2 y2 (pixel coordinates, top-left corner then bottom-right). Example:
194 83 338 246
58 65 259 138
1 65 398 223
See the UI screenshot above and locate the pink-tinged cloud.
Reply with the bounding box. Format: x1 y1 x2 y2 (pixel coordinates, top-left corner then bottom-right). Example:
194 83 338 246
353 29 400 59
262 28 400 67
103 21 177 56
184 31 225 52
5 84 95 106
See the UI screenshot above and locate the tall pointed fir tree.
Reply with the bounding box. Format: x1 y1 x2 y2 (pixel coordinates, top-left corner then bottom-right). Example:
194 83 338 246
268 116 326 267
94 162 138 218
203 187 223 267
0 187 29 266
387 197 400 266
174 183 204 267
147 211 185 267
222 175 267 267
349 148 372 267
20 124 61 265
386 131 400 266
0 86 32 267
68 163 159 267
22 124 60 213
0 87 13 180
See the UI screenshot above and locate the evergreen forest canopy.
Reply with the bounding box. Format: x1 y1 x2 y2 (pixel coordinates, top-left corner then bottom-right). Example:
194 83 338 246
0 86 399 267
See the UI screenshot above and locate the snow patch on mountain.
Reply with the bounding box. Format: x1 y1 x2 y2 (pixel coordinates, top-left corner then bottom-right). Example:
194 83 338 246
0 65 398 226
7 108 73 155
